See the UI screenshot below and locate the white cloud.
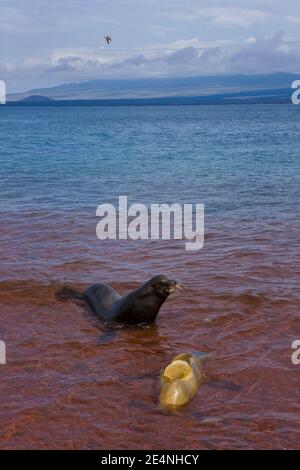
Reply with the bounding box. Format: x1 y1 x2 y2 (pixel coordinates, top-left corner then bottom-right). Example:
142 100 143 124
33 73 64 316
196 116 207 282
3 31 298 88
1 0 300 91
166 7 271 28
0 6 31 32
286 16 300 25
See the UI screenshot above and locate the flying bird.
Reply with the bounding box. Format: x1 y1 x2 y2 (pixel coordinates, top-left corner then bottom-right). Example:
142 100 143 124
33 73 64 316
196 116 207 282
104 35 112 45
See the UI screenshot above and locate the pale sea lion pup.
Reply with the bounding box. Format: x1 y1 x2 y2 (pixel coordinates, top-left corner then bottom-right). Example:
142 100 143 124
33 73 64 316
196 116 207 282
159 352 210 407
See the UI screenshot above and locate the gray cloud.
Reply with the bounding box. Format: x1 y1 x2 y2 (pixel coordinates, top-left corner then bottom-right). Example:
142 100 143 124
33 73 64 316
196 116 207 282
43 32 300 78
2 31 300 94
1 0 300 91
165 7 271 28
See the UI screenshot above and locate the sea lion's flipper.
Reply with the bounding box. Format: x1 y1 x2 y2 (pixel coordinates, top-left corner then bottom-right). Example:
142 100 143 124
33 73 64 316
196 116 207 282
206 378 242 391
56 286 83 302
192 351 213 360
98 330 118 343
83 283 121 320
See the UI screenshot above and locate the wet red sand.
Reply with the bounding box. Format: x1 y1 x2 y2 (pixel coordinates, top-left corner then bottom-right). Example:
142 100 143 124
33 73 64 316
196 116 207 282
0 212 299 449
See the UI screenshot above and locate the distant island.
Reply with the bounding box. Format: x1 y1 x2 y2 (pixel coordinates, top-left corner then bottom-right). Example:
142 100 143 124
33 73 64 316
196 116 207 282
19 95 56 103
5 73 296 106
6 90 292 106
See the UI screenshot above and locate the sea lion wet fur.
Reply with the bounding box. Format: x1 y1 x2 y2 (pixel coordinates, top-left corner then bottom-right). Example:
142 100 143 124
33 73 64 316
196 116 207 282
83 275 180 325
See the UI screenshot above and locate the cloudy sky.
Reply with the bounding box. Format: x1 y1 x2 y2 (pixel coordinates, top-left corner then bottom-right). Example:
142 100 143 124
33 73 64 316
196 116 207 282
1 0 300 92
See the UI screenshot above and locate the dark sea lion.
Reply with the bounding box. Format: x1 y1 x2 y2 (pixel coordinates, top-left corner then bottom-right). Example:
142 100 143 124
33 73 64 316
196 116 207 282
83 275 182 325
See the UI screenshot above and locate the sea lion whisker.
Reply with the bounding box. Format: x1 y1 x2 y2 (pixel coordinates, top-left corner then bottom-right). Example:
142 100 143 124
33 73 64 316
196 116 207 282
175 283 185 291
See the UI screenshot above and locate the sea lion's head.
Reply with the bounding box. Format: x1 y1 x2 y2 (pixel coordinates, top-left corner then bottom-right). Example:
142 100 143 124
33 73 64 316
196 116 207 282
144 275 183 300
113 275 184 324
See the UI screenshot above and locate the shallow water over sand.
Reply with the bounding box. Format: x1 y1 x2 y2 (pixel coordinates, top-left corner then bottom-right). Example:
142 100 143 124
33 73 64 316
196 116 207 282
0 105 299 449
